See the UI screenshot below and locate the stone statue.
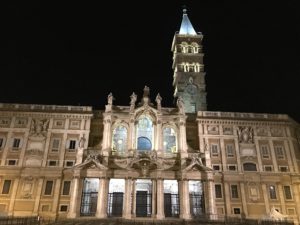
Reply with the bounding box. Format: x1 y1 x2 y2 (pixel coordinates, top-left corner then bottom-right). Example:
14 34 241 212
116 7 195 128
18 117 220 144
130 92 137 112
107 92 114 105
105 93 114 112
79 135 86 148
143 86 150 97
155 93 162 111
142 86 150 105
177 96 185 114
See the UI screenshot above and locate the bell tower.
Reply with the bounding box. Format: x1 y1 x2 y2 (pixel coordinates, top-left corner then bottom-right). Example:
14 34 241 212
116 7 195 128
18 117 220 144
171 8 207 113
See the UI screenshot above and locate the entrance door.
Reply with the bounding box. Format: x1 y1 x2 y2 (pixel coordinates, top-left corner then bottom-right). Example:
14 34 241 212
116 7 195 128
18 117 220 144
136 191 148 217
164 193 172 217
111 192 123 216
80 178 99 217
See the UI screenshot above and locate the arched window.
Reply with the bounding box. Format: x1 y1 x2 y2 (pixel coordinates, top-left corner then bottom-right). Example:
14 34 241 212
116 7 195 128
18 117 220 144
243 163 257 171
163 127 177 153
112 125 127 152
136 116 153 151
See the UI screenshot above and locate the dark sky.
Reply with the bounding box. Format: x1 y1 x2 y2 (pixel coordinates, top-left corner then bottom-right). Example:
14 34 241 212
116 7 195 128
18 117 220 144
1 1 300 122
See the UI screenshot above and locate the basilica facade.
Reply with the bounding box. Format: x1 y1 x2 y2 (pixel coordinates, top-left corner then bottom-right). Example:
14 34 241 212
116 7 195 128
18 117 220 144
0 9 300 224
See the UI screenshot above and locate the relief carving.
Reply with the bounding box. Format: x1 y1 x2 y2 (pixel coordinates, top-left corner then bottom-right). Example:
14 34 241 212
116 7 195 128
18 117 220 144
256 127 268 136
114 151 176 177
237 126 254 143
270 127 283 137
30 119 49 137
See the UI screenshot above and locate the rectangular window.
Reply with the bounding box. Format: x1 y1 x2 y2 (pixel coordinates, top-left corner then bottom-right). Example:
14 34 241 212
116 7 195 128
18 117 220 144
48 160 57 167
279 166 288 172
2 180 11 194
264 166 273 172
284 186 292 200
68 140 76 150
60 205 68 212
65 161 74 168
261 145 269 158
231 185 239 198
226 144 234 157
12 138 21 149
228 165 237 171
233 208 241 214
211 144 219 157
62 181 71 195
275 146 285 159
213 165 221 171
7 160 17 166
44 181 54 195
51 139 60 152
269 185 277 199
215 184 222 198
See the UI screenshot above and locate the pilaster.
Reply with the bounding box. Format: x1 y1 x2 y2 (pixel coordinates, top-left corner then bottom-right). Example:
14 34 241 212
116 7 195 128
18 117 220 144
179 179 191 219
123 178 132 219
156 179 165 219
96 178 109 218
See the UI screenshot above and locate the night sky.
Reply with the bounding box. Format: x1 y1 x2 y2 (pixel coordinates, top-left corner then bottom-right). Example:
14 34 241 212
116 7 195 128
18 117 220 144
2 1 300 122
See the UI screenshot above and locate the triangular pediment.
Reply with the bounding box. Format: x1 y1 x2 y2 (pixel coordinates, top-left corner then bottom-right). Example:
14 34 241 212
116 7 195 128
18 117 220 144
73 155 108 171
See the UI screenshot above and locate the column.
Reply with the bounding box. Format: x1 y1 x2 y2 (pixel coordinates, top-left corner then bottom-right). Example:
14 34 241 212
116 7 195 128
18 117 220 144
283 140 294 172
155 120 162 151
220 138 227 171
269 140 278 172
261 184 270 213
102 116 112 151
206 174 217 220
179 179 191 219
18 130 30 166
179 119 188 153
156 179 165 219
293 184 300 223
51 178 62 215
240 182 248 216
8 178 20 216
96 178 109 218
128 118 135 150
33 178 44 215
288 139 299 173
223 182 231 215
57 133 67 168
277 184 286 214
1 131 13 166
254 139 263 172
132 179 136 217
198 123 205 153
67 177 81 218
234 137 242 172
123 178 132 219
152 179 157 217
41 132 52 167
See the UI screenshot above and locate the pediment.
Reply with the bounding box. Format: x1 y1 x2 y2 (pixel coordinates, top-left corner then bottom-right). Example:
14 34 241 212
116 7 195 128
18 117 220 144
73 155 108 171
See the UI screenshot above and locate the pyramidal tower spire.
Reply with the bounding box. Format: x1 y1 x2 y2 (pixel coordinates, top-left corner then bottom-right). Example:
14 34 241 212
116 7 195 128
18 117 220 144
179 8 197 35
171 7 207 113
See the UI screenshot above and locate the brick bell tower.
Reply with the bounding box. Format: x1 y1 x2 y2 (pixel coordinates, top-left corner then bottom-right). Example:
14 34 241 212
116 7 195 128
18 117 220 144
171 8 207 113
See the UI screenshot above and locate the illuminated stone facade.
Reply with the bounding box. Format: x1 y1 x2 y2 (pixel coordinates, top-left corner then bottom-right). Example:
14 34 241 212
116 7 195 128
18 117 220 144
0 9 300 225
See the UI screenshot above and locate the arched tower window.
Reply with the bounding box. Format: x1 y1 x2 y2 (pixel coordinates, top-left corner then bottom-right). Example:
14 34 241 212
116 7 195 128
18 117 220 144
163 127 177 153
136 116 153 151
112 125 127 152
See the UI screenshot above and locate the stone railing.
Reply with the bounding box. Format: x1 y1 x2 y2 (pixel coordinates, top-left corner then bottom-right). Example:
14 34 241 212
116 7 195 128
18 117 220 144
198 111 289 121
0 103 92 113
